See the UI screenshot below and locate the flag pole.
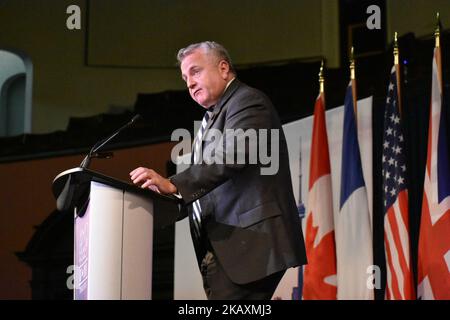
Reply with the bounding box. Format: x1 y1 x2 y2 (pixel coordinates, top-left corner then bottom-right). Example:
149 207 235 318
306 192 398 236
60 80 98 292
319 59 325 106
435 12 442 89
394 32 402 116
350 46 358 117
435 12 440 48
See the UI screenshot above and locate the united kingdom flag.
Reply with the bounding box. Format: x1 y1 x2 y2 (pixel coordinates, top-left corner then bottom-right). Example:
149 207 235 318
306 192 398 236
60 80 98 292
417 45 450 300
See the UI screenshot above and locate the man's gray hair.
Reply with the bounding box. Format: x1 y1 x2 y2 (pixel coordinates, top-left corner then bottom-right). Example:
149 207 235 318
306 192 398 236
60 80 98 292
177 41 236 74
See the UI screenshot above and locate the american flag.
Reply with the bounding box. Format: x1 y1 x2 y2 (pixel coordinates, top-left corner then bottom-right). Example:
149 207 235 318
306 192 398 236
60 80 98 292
382 66 415 299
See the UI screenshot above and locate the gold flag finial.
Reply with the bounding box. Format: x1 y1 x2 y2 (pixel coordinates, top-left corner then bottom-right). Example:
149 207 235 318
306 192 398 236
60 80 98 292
350 46 355 80
435 12 440 48
349 46 357 116
319 60 325 94
394 32 399 65
393 32 402 115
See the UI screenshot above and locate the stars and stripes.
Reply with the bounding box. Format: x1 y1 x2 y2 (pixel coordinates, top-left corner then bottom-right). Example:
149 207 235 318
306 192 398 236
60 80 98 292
382 66 415 300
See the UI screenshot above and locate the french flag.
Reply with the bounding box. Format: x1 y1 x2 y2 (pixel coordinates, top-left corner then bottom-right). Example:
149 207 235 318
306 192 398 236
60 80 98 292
337 83 373 299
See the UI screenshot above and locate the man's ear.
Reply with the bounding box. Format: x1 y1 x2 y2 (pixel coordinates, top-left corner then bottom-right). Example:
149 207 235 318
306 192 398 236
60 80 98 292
218 60 230 79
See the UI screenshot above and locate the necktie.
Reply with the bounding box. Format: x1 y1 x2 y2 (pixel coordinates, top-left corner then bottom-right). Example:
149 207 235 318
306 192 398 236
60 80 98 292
191 108 213 238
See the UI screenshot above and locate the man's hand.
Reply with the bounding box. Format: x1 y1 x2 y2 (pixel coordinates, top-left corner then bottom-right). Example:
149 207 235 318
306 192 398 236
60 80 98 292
130 167 178 195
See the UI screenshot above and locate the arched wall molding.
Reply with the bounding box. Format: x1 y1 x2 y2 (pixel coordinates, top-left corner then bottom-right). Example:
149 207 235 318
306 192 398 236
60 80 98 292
0 47 33 135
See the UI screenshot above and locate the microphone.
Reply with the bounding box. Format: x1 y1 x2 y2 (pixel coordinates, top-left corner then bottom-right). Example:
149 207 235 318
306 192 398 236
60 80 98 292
80 114 142 169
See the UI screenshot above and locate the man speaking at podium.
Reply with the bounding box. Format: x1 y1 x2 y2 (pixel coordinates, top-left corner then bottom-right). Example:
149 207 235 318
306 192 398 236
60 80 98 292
130 41 306 299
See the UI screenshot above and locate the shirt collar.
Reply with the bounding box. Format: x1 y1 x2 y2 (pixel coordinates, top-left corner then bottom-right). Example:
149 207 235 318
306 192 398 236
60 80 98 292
225 77 236 91
208 77 235 111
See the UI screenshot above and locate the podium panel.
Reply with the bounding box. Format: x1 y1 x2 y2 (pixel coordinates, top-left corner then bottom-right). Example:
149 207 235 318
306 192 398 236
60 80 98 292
53 167 179 300
74 181 153 300
122 190 153 299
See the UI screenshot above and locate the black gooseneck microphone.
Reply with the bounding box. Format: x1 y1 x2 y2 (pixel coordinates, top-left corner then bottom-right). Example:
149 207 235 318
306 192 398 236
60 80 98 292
80 114 142 169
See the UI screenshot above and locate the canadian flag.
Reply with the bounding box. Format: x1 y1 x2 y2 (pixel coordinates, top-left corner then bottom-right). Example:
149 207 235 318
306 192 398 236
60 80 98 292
302 93 337 299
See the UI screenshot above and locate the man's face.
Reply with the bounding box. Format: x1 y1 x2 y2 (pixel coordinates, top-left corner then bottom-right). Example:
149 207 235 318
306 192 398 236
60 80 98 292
180 49 230 108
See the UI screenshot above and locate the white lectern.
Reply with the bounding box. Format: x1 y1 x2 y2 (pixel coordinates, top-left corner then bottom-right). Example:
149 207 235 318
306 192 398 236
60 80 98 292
52 168 180 300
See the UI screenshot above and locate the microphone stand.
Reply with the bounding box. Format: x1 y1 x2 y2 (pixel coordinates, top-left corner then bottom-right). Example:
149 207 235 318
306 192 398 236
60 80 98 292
80 114 141 169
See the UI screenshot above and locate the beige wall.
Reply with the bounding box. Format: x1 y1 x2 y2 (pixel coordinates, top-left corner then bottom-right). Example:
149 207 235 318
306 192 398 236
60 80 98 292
87 0 335 67
0 0 340 134
387 0 450 40
0 0 184 134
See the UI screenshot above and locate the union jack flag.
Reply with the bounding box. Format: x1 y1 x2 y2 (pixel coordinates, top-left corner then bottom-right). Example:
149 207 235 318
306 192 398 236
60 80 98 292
417 46 450 300
382 66 415 299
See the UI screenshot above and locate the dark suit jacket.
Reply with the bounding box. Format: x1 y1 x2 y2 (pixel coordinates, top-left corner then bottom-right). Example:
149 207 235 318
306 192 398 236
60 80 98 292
171 79 307 284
